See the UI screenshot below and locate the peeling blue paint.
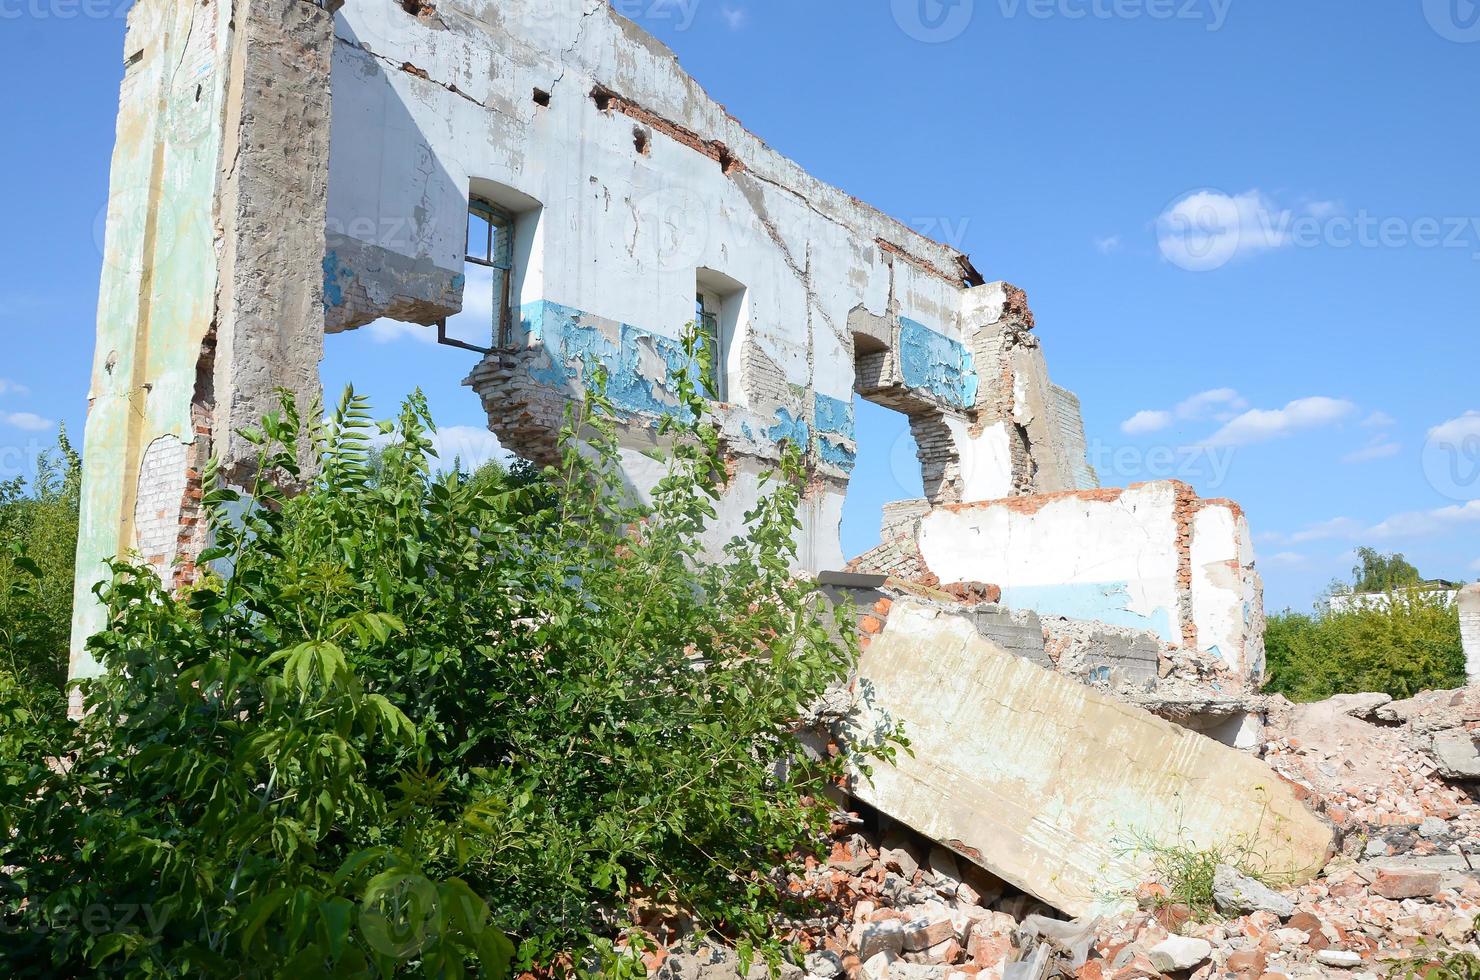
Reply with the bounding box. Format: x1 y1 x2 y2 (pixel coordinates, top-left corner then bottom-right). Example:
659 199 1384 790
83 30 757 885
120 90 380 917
814 393 855 439
817 437 857 471
813 393 857 474
521 300 698 423
451 272 466 292
322 251 350 309
899 317 977 409
999 582 1177 643
767 407 810 449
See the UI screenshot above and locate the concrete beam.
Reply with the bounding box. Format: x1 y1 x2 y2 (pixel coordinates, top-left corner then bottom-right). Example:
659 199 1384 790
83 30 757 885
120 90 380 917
845 599 1333 919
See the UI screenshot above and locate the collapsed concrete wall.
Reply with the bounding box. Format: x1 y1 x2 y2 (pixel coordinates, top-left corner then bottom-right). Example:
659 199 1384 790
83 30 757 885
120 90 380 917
844 598 1332 919
852 481 1265 683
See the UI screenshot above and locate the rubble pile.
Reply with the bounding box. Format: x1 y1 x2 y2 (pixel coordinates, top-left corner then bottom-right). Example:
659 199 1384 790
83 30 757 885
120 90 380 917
642 685 1480 980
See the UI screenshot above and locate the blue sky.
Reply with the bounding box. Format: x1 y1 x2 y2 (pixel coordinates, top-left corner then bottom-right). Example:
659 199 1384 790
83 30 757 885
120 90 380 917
1 0 1477 611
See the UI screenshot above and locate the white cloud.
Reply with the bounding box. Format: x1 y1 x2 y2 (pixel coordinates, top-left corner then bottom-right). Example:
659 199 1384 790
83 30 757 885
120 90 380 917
1174 387 1248 422
1095 235 1122 255
1203 396 1356 447
1288 517 1367 544
1119 387 1249 436
720 4 747 29
1120 410 1173 435
1342 439 1401 464
1368 500 1480 540
427 426 513 473
365 318 436 345
0 379 29 397
373 425 513 473
1304 199 1342 219
1429 410 1480 446
1 412 54 432
1362 411 1396 428
1156 190 1292 271
1264 551 1308 567
1276 502 1480 548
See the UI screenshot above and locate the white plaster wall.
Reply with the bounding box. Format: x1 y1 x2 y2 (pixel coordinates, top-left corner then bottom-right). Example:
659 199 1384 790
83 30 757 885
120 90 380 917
1461 585 1480 683
917 483 1185 643
950 418 1014 503
1191 503 1262 678
328 0 971 407
615 448 843 572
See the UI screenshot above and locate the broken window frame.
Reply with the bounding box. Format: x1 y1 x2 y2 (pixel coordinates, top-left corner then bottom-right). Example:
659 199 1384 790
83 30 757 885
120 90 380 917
695 289 726 402
438 199 516 354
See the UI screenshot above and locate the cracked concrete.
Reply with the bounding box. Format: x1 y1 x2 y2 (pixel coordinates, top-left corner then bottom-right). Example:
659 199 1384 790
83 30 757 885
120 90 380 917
844 597 1333 919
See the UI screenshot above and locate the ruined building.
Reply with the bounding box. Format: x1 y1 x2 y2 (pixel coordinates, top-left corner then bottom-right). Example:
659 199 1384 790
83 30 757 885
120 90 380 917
72 0 1296 922
74 0 1262 685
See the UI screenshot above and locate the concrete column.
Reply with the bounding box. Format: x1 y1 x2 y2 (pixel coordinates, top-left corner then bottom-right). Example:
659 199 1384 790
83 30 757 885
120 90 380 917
1461 584 1480 685
69 0 333 707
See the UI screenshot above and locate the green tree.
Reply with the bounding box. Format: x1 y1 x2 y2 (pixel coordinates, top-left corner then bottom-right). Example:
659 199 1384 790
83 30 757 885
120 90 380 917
0 428 80 691
0 341 895 976
1343 546 1424 595
1263 591 1464 702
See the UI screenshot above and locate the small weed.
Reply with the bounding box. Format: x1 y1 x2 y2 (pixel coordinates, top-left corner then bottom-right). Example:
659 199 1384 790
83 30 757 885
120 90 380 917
1112 821 1281 924
1396 951 1480 979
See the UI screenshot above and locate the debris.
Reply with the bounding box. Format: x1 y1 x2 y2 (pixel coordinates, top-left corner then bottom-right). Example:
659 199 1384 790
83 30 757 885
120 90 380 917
1148 935 1212 971
1213 865 1295 918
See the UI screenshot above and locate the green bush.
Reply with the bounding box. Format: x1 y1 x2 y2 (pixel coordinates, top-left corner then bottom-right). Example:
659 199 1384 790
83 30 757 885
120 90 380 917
0 430 80 691
0 345 896 977
1263 591 1465 702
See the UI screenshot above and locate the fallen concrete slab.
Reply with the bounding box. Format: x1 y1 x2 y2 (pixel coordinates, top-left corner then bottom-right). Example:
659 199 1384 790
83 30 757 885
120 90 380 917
844 598 1332 918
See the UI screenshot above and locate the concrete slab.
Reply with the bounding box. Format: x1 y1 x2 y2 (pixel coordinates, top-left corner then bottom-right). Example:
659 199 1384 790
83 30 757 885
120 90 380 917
845 599 1332 918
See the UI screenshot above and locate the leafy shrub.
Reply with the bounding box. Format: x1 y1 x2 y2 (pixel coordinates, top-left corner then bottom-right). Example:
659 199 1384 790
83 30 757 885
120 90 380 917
1263 591 1465 702
0 430 80 690
0 345 893 977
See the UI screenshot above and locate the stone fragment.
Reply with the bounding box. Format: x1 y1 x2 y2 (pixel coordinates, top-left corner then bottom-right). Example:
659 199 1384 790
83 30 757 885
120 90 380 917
1371 867 1442 900
1225 949 1267 977
862 952 896 980
928 847 962 897
1212 865 1295 918
1148 936 1212 972
1429 730 1480 780
924 938 962 965
805 951 843 979
1315 950 1363 968
1419 816 1448 839
903 917 956 953
882 847 921 881
858 920 906 961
